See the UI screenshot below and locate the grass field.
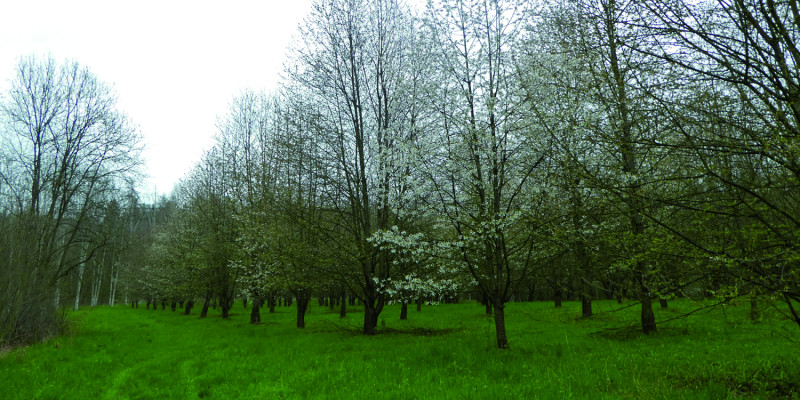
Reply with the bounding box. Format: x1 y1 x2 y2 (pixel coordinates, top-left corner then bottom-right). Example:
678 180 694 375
1 299 798 399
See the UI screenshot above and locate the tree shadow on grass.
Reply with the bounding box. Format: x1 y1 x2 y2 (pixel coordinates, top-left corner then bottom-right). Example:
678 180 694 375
314 318 458 337
588 325 691 341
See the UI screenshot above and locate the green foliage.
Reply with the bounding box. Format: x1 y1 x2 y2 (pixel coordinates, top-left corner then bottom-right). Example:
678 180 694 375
1 300 797 399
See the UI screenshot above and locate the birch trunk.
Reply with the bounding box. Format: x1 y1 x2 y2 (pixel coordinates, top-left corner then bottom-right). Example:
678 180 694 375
90 269 102 307
74 261 84 311
54 285 61 310
108 263 119 307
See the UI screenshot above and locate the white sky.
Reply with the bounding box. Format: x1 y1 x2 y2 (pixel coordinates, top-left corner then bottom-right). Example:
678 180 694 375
0 0 312 197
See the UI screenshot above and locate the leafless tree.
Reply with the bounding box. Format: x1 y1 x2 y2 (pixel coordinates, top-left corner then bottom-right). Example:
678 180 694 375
0 55 141 345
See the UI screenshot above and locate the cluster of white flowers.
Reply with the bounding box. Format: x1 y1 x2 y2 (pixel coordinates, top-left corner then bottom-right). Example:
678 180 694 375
372 274 459 304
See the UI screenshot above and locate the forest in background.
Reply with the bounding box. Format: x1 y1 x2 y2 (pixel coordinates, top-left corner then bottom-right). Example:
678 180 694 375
1 0 798 349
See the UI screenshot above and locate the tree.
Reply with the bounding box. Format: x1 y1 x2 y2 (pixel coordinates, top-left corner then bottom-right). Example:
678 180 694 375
0 55 141 346
637 0 800 329
416 0 541 348
525 0 678 333
287 0 421 335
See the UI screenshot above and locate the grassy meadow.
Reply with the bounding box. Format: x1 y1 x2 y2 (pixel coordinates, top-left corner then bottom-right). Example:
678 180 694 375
1 299 798 399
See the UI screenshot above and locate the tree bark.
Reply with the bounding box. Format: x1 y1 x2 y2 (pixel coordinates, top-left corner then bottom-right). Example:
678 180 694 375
749 297 760 321
659 298 668 309
493 304 508 349
200 295 210 318
108 264 119 307
581 295 592 318
339 290 347 319
74 260 85 311
554 287 563 308
184 300 194 315
250 299 261 324
400 301 408 320
90 269 102 308
296 291 311 328
364 305 379 335
641 296 657 334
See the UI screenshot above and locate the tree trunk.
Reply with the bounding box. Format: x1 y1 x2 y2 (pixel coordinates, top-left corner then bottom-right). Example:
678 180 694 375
364 305 379 335
108 264 119 307
581 295 592 318
400 301 408 320
641 297 657 334
493 304 508 349
200 295 210 318
749 297 760 321
604 0 656 335
269 296 276 313
339 290 347 319
250 299 261 324
659 298 668 309
243 297 248 309
184 300 194 315
90 270 102 308
171 301 176 311
554 287 563 308
416 297 422 312
74 261 85 311
296 291 311 328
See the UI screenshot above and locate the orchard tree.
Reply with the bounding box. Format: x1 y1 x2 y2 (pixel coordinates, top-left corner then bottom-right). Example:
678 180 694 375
416 0 543 348
175 149 241 319
287 0 423 335
638 0 800 328
524 0 682 334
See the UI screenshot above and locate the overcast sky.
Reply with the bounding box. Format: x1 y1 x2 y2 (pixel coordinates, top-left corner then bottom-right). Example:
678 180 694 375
0 0 313 197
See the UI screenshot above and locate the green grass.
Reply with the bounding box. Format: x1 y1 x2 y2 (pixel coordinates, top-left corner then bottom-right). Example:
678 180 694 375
1 299 798 399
